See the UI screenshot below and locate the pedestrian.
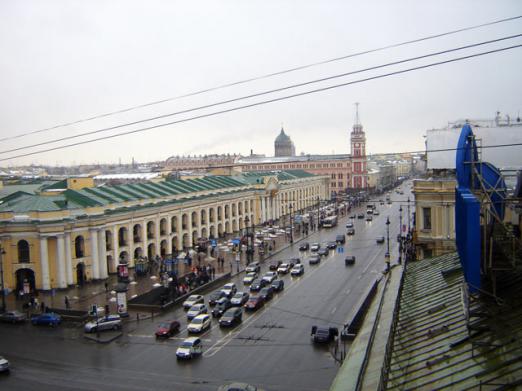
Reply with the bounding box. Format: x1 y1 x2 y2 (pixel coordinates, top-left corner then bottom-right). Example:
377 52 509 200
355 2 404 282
104 281 109 292
40 301 45 313
64 295 70 309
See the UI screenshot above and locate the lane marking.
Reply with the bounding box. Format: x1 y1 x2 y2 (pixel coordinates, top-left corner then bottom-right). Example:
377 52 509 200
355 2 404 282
331 307 337 314
345 288 352 295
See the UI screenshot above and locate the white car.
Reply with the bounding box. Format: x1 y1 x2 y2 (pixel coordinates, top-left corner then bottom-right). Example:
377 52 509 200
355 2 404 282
245 262 260 273
230 292 249 306
84 314 122 333
310 243 320 252
262 271 277 283
183 295 204 310
277 263 290 274
176 337 203 360
221 283 237 298
346 222 354 228
187 304 208 320
0 356 9 373
291 264 305 276
187 314 211 333
374 210 380 215
243 272 257 285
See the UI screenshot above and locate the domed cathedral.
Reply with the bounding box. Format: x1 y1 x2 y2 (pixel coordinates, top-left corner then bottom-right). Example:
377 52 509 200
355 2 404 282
274 127 296 157
350 102 368 189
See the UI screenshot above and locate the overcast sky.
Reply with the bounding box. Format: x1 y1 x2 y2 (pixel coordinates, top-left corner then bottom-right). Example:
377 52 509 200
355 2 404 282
0 1 520 167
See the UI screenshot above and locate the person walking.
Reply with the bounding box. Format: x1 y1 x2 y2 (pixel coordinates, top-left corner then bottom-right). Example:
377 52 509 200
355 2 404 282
64 295 70 309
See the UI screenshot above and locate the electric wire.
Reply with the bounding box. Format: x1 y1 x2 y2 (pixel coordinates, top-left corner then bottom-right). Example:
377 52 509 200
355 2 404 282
1 44 520 163
1 34 520 157
3 14 519 143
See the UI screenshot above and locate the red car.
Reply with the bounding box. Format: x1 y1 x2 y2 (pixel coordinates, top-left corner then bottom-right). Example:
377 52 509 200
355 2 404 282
155 320 180 338
244 296 265 311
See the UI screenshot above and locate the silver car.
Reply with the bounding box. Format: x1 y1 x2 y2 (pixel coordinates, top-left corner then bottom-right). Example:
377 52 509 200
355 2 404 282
84 315 122 333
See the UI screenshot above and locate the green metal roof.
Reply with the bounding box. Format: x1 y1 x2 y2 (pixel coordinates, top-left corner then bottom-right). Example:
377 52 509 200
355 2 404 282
0 194 61 212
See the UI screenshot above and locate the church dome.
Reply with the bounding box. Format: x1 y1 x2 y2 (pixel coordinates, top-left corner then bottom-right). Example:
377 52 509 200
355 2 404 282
275 128 291 143
274 127 296 157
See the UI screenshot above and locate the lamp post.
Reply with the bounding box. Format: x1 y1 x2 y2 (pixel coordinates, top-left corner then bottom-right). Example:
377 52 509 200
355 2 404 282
289 204 294 243
407 197 411 234
385 217 391 271
316 196 320 230
245 216 253 265
398 206 403 264
0 246 6 313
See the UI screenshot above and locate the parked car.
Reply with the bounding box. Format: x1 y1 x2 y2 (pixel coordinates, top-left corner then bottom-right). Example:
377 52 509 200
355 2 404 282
357 213 365 219
84 314 122 333
245 262 260 273
335 235 346 244
345 256 356 266
211 297 232 318
269 260 282 271
318 248 329 256
299 242 310 251
308 255 321 265
208 290 226 306
291 264 305 276
259 286 274 302
376 236 385 244
347 228 355 235
277 263 290 274
221 283 237 298
187 304 208 320
155 320 180 338
249 279 267 292
230 292 250 306
0 356 9 373
244 296 264 311
243 272 258 285
311 325 339 343
183 295 204 310
366 215 373 222
176 337 203 360
188 314 211 333
271 279 285 292
31 313 61 327
261 271 277 284
310 243 320 252
345 222 354 229
327 241 337 249
219 307 243 327
0 310 26 323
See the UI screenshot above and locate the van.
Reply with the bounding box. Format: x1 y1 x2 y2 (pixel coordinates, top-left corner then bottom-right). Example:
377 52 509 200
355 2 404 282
335 234 345 244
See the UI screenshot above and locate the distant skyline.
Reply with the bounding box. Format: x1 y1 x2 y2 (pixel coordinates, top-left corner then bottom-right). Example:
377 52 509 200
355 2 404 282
1 1 521 167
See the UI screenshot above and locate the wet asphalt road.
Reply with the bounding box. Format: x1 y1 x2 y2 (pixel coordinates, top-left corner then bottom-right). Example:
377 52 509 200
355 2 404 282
0 185 410 391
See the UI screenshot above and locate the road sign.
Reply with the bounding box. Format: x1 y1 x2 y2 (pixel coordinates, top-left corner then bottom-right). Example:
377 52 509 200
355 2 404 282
337 246 344 253
232 239 241 245
211 239 217 248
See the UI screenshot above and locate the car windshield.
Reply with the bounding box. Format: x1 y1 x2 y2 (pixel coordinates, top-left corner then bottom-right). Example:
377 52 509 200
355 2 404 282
181 341 194 347
159 322 171 328
233 293 242 298
192 317 204 324
190 305 202 311
188 295 199 301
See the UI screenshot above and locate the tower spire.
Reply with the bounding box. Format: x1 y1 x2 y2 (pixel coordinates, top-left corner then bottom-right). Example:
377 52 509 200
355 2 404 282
354 102 360 126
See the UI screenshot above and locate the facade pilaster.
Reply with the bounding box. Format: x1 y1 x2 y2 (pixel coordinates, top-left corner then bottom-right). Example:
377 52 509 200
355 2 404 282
39 237 51 290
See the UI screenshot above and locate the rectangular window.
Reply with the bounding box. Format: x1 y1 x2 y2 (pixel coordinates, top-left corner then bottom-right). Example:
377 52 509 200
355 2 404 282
331 173 336 179
331 182 336 187
422 207 432 230
338 173 343 179
338 181 343 188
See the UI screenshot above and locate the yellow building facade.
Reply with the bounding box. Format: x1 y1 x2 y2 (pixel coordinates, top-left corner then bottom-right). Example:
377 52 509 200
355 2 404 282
0 171 328 293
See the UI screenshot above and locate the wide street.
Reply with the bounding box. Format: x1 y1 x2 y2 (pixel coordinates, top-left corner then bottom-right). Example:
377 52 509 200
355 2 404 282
0 185 410 391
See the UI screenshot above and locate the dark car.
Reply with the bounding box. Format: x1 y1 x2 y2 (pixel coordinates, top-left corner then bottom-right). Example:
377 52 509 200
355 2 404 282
271 279 284 292
31 313 61 327
345 256 356 266
347 228 355 235
357 213 365 219
269 260 282 271
308 255 321 265
327 241 337 249
376 236 385 244
208 290 227 306
366 215 373 222
311 325 339 343
0 310 26 323
155 320 180 338
259 287 274 302
346 222 354 229
244 296 264 311
250 279 267 292
212 297 232 318
335 235 346 244
219 307 243 327
218 382 266 391
299 242 310 251
318 248 329 256
287 258 300 267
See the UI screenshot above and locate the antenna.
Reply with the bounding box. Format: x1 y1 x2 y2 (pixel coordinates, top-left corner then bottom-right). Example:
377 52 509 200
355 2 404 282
354 102 360 125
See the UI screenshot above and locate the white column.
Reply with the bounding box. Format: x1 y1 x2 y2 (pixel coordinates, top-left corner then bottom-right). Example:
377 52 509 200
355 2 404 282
261 197 266 223
39 237 51 290
64 232 73 285
56 235 67 288
155 218 161 255
112 226 118 271
90 229 100 279
98 229 108 279
167 215 172 236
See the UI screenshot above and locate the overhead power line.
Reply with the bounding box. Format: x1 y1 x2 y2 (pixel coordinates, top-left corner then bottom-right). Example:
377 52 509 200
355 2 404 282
1 44 520 162
1 15 520 143
1 36 521 159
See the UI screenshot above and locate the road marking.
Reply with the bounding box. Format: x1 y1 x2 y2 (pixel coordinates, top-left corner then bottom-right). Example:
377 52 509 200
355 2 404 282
331 307 337 314
345 288 352 295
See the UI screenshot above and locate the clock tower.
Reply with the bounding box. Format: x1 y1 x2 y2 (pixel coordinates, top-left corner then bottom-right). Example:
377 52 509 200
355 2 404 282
350 102 367 189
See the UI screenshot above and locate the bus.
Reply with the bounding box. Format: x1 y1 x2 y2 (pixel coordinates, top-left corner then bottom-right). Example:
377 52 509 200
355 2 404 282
322 216 338 228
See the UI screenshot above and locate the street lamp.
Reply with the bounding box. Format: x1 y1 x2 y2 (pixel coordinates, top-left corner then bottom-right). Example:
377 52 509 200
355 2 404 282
245 215 253 265
385 217 391 271
398 206 403 264
289 204 294 244
0 246 6 313
407 197 411 234
316 196 321 230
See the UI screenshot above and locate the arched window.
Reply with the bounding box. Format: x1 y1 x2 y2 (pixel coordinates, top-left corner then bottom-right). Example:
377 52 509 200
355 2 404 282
17 240 30 263
75 236 85 258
